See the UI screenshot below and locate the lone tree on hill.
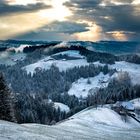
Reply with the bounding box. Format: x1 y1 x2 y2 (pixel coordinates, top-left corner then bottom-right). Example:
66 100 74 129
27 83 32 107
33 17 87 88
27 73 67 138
0 73 16 122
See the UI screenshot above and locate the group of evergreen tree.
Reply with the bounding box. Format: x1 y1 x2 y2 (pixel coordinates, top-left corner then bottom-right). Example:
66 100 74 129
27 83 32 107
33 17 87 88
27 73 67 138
0 73 16 122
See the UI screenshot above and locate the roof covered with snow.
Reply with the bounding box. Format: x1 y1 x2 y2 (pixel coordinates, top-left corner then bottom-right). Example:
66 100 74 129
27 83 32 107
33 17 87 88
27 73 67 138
115 101 135 111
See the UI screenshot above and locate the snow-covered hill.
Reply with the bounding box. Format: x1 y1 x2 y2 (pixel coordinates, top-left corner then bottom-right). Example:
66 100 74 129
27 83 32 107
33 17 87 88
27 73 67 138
0 106 140 140
53 50 84 58
24 58 89 75
23 50 89 75
23 53 140 99
23 49 140 86
89 61 140 86
68 72 112 98
54 102 70 113
109 61 140 85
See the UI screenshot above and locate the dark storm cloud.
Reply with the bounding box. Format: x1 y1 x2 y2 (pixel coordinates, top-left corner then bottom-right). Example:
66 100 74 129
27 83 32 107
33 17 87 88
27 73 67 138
42 21 89 34
13 21 89 40
93 4 140 32
64 0 140 40
14 31 75 41
0 1 51 15
64 0 102 9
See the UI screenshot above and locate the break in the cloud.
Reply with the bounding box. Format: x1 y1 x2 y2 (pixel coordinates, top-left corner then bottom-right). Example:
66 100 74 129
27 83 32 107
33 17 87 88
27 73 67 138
0 0 72 40
64 0 140 41
0 0 140 41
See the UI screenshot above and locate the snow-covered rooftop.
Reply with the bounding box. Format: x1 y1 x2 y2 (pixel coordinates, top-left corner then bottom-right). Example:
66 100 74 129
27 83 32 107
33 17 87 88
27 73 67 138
115 101 135 111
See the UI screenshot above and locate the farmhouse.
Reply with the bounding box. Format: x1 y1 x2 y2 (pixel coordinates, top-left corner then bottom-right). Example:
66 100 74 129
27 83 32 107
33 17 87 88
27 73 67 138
112 101 135 115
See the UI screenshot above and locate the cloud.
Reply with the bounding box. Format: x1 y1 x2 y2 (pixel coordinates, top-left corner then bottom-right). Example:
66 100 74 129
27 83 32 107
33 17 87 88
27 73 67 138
12 21 89 40
0 1 51 15
1 0 139 41
94 5 140 32
64 0 140 40
101 0 134 5
64 0 102 9
13 31 76 41
41 21 89 34
0 12 50 40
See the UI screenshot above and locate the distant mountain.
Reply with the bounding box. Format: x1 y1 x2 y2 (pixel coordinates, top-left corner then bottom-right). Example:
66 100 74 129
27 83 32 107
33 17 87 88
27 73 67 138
0 40 140 54
60 41 140 55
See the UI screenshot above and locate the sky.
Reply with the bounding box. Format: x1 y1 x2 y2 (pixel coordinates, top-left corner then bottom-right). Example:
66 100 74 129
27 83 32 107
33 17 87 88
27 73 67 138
0 0 140 41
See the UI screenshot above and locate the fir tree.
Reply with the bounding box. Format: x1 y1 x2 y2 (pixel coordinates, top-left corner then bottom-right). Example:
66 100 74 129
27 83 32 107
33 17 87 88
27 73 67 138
0 73 16 122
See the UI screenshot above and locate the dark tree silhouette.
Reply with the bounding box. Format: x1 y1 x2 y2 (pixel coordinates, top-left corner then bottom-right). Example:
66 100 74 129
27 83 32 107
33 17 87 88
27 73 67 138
0 73 16 122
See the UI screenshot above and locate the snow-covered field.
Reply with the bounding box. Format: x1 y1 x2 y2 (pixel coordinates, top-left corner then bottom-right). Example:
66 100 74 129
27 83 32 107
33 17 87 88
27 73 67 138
54 102 70 113
68 72 111 98
89 61 140 86
24 57 89 75
24 51 109 75
23 51 140 86
24 57 140 100
23 50 89 75
52 50 84 58
0 52 26 65
0 106 140 140
109 61 140 85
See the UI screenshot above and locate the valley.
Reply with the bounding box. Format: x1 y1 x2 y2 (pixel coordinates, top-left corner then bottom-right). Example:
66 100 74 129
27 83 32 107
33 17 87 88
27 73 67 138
0 41 140 139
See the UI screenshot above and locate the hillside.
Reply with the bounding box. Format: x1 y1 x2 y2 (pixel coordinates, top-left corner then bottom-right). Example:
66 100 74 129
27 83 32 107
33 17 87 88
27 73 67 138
0 105 140 140
0 41 140 139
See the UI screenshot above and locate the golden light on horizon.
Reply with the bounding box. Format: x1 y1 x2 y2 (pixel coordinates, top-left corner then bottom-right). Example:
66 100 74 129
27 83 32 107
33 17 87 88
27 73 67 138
107 31 128 41
73 22 103 41
0 0 139 41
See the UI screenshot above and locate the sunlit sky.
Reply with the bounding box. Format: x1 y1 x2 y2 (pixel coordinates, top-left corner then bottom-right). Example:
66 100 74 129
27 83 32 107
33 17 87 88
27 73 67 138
0 0 140 41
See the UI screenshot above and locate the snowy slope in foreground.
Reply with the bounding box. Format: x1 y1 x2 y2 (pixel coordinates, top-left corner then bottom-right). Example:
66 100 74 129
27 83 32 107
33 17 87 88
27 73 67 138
0 107 140 140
